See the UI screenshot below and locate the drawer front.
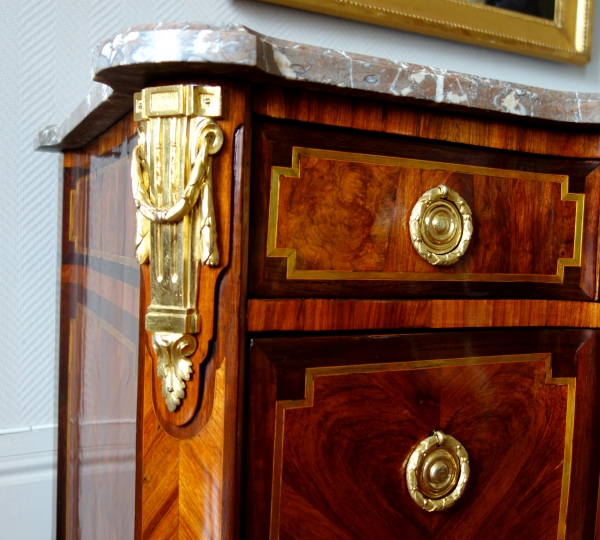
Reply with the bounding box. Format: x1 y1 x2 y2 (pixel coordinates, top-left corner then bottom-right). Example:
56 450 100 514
250 122 600 300
245 330 600 539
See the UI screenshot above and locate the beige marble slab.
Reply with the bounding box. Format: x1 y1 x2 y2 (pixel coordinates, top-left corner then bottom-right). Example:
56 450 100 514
35 22 600 151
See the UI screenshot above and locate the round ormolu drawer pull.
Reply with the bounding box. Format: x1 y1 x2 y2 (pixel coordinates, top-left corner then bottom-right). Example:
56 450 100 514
406 430 470 512
409 185 473 265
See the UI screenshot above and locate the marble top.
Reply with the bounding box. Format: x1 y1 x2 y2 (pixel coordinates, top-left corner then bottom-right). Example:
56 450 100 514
35 21 600 151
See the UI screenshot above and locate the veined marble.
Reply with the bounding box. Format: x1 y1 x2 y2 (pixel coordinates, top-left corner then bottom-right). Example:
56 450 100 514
35 21 600 151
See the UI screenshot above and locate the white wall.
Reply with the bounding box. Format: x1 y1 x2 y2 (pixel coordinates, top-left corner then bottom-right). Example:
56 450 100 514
2 0 600 538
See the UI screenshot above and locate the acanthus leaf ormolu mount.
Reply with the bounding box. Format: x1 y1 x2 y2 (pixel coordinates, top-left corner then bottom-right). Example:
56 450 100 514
131 84 224 412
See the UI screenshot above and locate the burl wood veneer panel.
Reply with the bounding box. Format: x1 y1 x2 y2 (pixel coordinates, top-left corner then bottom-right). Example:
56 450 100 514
275 151 575 276
250 122 600 300
245 330 600 540
59 114 140 540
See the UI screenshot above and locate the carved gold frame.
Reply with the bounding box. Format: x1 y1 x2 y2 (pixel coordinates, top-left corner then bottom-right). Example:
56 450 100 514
267 147 584 283
270 353 575 540
258 0 592 64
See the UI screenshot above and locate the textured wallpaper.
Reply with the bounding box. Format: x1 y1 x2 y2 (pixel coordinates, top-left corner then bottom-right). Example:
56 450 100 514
1 0 600 430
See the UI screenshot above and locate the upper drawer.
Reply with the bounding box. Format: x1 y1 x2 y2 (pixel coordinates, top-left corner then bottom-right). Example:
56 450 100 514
249 122 600 300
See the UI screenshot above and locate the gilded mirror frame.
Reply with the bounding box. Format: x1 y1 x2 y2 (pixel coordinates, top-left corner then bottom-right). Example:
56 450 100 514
259 0 593 64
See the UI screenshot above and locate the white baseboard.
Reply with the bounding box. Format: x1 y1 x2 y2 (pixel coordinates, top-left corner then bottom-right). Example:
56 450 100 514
0 423 137 540
0 426 57 540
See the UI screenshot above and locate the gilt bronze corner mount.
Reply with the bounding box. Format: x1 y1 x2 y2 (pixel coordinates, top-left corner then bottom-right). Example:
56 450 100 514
131 84 224 412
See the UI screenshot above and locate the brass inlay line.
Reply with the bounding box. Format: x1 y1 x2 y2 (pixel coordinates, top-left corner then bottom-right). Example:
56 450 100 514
269 353 574 540
267 147 584 283
77 303 136 352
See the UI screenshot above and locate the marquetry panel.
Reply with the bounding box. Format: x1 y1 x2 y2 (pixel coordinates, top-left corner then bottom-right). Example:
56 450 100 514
279 358 567 539
250 122 600 300
270 148 579 280
246 330 600 540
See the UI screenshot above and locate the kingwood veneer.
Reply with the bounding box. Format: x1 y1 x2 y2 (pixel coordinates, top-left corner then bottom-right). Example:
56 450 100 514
39 22 600 540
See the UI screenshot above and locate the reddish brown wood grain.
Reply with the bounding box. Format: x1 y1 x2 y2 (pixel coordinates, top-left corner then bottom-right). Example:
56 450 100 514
57 78 600 540
58 115 140 540
581 167 600 298
62 264 139 318
279 361 565 540
136 85 252 540
275 155 575 276
64 304 137 540
247 298 600 332
245 330 600 540
140 345 179 540
567 333 600 538
62 113 137 169
250 122 600 300
62 122 139 271
253 86 600 159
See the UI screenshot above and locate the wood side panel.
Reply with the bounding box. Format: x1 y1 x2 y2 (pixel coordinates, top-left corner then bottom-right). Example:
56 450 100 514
65 318 81 540
58 166 76 540
250 122 599 300
247 298 600 332
75 305 137 540
67 118 138 266
61 302 138 540
253 86 600 159
62 265 139 318
62 114 137 169
58 116 141 540
245 330 600 540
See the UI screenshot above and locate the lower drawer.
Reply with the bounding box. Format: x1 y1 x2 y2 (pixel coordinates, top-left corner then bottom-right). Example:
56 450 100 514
245 329 600 539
